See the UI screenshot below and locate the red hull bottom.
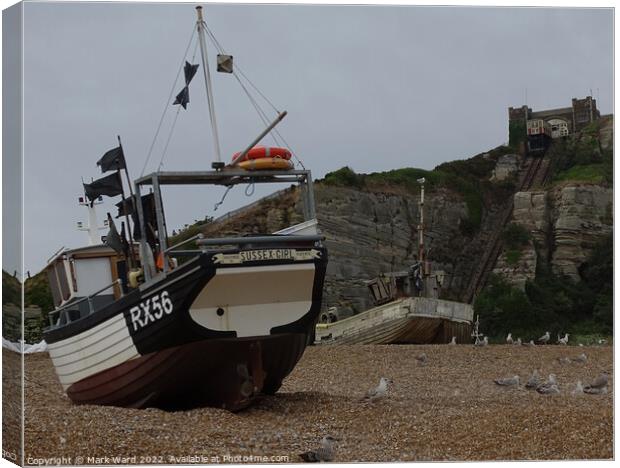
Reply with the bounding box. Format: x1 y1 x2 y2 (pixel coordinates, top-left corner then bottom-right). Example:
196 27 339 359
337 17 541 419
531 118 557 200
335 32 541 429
66 333 308 411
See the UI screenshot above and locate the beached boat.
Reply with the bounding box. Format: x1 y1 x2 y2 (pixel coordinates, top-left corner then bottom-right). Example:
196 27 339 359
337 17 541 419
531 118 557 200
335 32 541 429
315 177 473 345
43 6 327 411
315 272 472 345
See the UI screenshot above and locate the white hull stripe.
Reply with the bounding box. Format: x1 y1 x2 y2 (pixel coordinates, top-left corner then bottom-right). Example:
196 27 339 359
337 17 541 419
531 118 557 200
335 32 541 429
47 312 126 351
48 316 128 359
50 326 135 367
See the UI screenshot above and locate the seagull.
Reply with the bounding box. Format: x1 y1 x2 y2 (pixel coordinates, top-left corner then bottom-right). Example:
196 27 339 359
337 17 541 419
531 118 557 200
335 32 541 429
537 331 550 344
523 340 536 347
584 386 608 395
475 336 489 347
557 357 571 365
363 377 392 401
514 337 522 346
536 374 560 395
299 436 339 462
415 352 428 364
585 373 608 390
449 336 457 345
525 370 540 389
506 333 513 345
558 333 569 345
571 381 584 396
598 339 607 345
572 353 587 364
494 375 520 386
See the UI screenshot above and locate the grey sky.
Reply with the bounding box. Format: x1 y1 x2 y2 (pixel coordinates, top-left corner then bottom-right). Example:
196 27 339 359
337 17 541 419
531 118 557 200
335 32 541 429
12 1 615 274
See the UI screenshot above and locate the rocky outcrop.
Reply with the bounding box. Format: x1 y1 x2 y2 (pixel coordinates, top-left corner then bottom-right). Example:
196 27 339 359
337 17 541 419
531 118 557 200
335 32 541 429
490 154 519 182
493 242 537 290
549 183 613 280
494 183 612 286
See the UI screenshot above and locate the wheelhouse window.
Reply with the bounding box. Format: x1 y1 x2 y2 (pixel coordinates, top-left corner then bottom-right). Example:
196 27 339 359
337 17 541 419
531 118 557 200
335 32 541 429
46 268 62 307
55 260 71 301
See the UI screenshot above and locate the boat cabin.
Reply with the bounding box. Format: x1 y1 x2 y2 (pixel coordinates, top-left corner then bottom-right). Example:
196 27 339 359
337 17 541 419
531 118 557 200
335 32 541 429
45 244 124 325
366 265 446 306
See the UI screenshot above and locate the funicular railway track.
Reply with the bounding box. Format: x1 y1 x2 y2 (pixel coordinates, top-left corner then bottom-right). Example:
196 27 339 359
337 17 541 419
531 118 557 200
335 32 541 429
462 153 550 304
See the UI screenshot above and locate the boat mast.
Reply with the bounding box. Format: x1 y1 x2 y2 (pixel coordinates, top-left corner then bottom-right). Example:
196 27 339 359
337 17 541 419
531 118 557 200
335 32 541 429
417 178 425 264
195 6 222 166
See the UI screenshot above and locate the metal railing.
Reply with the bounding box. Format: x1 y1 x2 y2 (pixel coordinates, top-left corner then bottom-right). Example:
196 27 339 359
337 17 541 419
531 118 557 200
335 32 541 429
48 279 121 324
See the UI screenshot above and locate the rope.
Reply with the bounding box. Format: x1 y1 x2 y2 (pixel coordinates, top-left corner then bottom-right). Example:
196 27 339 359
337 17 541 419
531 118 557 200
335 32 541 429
214 185 234 211
156 106 182 171
156 40 201 171
140 26 196 177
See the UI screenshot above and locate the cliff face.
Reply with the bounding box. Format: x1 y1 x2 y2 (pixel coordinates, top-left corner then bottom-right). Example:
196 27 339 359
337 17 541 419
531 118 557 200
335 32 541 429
315 185 467 317
549 183 613 280
493 184 613 288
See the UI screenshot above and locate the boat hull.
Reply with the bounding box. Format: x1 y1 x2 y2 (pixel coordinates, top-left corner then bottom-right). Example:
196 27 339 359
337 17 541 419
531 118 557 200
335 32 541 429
315 297 473 346
316 316 471 346
66 333 307 410
44 246 327 410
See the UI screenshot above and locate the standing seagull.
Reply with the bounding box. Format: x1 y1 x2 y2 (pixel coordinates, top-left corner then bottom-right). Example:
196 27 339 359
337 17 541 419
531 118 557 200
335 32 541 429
449 336 457 346
571 381 584 396
537 331 550 345
514 337 522 346
363 377 392 401
558 333 569 345
506 333 513 345
475 336 489 347
299 436 339 462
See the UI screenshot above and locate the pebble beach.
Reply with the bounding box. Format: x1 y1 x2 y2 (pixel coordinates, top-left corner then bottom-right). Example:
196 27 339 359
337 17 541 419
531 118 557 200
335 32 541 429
10 344 613 463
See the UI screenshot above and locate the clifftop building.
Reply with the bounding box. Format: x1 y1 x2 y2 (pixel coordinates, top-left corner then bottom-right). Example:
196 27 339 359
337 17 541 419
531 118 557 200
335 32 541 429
509 96 600 140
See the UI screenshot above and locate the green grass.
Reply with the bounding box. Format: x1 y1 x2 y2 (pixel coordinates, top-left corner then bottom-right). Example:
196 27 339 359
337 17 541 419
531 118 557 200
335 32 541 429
321 147 515 234
554 164 607 183
505 249 522 266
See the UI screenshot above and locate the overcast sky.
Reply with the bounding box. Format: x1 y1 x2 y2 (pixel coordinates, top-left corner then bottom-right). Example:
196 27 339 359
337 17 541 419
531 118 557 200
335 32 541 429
8 1 615 274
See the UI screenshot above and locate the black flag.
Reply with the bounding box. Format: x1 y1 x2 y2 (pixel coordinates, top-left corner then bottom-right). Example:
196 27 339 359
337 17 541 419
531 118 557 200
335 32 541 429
97 145 126 172
183 61 199 84
173 86 190 109
115 196 135 218
83 172 123 202
173 61 199 110
104 213 125 255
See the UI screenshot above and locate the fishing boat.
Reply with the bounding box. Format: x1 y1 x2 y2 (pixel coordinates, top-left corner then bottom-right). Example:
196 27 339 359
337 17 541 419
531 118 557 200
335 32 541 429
314 178 473 345
42 6 327 411
314 272 473 345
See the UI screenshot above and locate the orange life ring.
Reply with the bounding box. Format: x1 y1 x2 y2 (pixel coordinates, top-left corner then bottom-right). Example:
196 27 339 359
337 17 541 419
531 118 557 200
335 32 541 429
237 157 293 171
232 146 292 162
